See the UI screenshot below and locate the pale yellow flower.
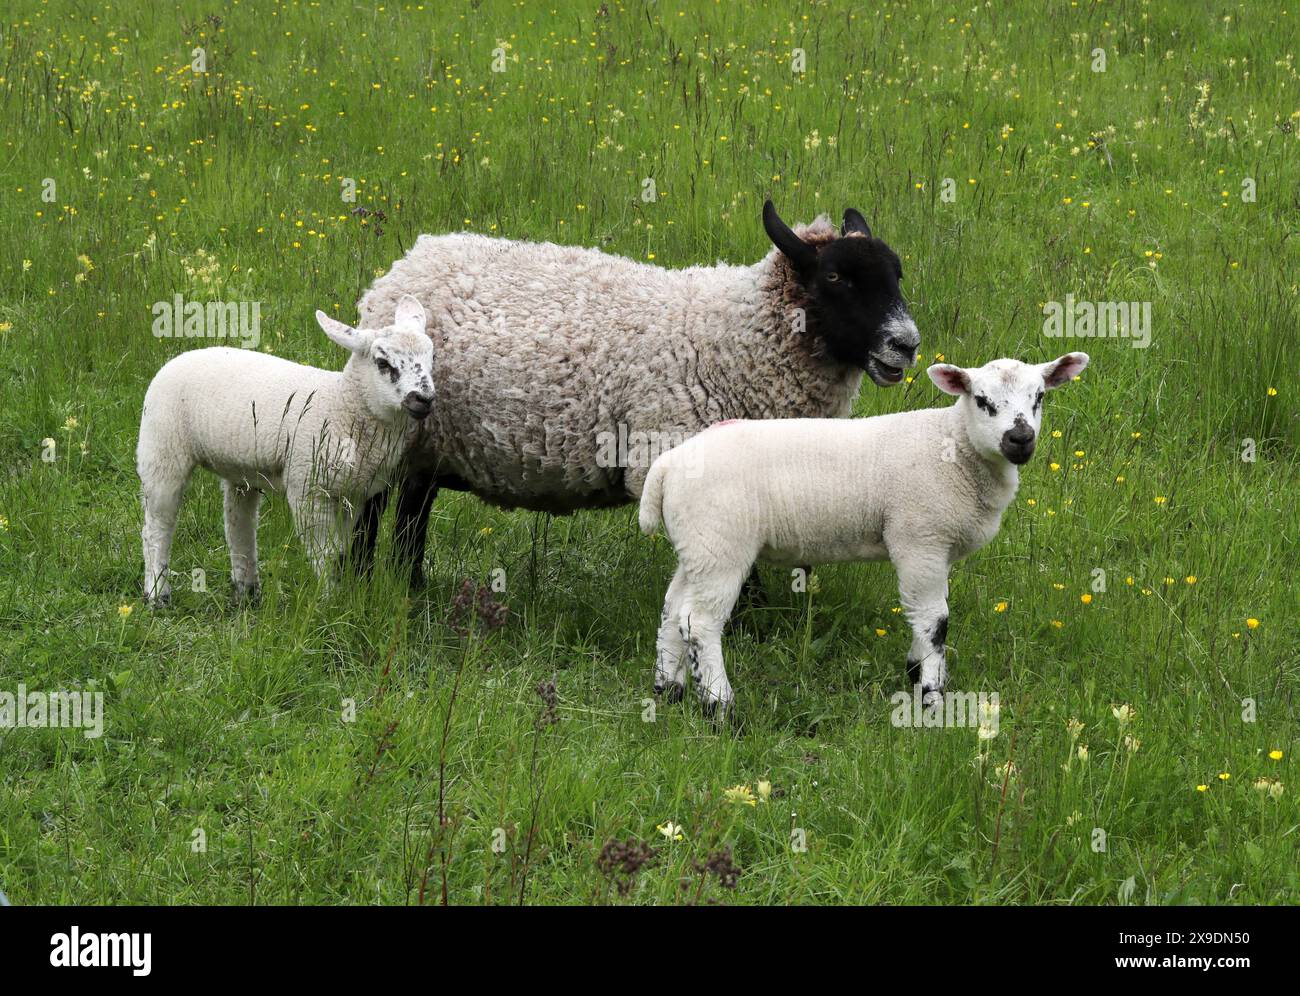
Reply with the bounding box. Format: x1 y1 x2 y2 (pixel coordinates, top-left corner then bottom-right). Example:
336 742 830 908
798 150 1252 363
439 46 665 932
724 784 757 807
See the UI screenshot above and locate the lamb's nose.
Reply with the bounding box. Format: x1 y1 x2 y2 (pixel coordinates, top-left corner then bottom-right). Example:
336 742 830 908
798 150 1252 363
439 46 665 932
403 391 433 419
1000 423 1036 463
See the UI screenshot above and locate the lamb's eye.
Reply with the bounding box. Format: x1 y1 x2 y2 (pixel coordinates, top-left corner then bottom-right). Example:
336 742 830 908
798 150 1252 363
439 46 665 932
974 394 998 416
375 358 396 380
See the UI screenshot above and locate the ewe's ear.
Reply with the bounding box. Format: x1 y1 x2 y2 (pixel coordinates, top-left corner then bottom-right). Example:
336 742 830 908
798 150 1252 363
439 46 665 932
841 208 872 238
763 199 817 277
393 294 427 335
315 311 374 355
928 363 971 396
1041 352 1090 389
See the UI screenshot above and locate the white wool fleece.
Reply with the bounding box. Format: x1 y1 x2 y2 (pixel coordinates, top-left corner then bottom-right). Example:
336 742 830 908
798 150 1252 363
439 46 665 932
356 221 864 511
639 353 1090 716
136 296 435 604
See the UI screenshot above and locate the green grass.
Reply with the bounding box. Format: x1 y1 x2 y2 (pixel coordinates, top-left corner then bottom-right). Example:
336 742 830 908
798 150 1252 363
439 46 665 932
1 0 1297 904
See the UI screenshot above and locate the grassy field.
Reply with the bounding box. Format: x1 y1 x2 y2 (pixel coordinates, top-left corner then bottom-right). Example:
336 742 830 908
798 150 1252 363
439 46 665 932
0 0 1296 905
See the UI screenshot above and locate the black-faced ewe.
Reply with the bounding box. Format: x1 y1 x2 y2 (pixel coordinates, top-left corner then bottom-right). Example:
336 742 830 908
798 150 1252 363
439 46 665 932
638 353 1091 716
350 201 919 585
136 295 435 605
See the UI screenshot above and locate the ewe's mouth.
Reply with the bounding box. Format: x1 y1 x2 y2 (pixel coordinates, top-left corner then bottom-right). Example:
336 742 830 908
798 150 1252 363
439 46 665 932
866 356 907 386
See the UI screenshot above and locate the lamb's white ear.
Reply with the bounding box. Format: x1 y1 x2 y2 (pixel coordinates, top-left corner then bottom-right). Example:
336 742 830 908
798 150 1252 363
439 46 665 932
928 363 971 396
393 294 427 334
315 310 374 355
1041 352 1090 389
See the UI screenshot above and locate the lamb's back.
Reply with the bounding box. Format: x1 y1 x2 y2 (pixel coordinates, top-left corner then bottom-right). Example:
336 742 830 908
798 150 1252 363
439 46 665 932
142 348 338 480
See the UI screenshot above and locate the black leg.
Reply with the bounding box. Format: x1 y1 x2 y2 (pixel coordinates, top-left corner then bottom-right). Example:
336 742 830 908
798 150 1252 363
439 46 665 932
348 487 390 577
394 471 437 588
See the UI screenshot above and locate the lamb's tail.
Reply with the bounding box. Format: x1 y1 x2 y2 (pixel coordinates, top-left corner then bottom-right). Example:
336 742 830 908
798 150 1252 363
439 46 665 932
638 458 668 536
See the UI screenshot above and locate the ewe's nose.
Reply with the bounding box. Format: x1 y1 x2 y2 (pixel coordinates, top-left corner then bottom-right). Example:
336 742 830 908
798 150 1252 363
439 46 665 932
883 310 920 363
1000 420 1036 464
403 390 434 420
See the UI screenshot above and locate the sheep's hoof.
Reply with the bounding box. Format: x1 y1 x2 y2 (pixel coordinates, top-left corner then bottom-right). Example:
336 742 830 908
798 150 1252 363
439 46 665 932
654 681 685 704
146 592 171 610
407 567 427 591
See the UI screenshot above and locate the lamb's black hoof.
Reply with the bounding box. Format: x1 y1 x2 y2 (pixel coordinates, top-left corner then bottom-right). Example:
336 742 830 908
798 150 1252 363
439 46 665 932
407 568 427 591
655 681 685 704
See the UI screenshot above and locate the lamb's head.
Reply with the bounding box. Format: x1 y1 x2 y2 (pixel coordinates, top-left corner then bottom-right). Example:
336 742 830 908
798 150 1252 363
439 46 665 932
315 294 436 423
929 353 1090 465
763 199 919 386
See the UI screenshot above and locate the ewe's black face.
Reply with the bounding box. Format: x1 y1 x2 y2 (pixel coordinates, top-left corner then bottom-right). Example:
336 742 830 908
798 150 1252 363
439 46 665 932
763 201 919 386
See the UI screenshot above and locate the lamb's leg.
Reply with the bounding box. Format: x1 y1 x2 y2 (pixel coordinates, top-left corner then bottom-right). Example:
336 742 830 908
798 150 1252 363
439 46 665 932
348 487 389 577
679 567 748 719
140 463 192 607
222 479 263 604
290 493 350 588
893 551 951 709
393 470 437 588
653 567 690 702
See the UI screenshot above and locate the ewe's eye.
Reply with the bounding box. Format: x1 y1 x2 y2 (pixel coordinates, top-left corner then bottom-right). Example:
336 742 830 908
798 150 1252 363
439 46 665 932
826 272 840 283
974 394 999 416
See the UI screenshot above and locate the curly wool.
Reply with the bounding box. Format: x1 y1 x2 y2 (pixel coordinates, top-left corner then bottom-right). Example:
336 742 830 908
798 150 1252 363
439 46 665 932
356 218 861 511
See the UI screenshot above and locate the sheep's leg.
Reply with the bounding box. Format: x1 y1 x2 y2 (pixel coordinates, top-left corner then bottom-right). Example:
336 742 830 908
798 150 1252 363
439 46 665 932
893 551 951 709
393 470 437 588
348 486 389 577
140 463 192 607
290 493 350 588
653 568 690 702
679 568 748 719
222 479 263 604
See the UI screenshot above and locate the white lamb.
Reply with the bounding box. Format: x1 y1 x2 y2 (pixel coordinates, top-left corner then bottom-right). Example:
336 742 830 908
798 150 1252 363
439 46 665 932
136 295 436 605
638 352 1090 715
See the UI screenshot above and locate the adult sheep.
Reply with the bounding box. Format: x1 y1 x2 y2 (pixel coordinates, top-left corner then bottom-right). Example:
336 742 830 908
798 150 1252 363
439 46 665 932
351 201 920 585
